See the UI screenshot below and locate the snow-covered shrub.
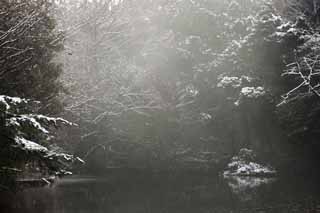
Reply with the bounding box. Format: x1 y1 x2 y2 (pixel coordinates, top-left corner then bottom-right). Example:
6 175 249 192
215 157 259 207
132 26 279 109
234 86 266 106
223 149 277 199
217 75 253 89
216 76 266 107
240 87 266 98
223 148 276 177
217 76 242 88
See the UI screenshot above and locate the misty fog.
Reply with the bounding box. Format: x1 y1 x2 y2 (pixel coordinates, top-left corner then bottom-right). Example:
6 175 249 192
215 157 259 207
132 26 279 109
1 0 320 212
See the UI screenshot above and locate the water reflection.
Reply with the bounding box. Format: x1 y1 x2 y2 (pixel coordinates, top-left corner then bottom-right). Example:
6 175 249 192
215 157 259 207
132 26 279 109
0 173 319 213
225 176 277 201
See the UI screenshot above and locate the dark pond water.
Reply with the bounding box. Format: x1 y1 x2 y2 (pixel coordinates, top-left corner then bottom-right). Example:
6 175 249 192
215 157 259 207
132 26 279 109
0 172 320 213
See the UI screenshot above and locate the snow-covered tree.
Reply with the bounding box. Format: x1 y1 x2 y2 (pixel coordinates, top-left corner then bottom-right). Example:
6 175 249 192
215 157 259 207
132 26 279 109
0 0 77 186
0 0 65 114
0 95 77 186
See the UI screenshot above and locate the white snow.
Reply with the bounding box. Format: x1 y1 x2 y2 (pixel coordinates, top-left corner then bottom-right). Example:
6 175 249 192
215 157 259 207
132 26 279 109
240 86 265 98
199 112 212 121
274 31 286 37
7 114 75 133
217 76 242 88
276 21 292 31
16 115 49 133
9 96 25 104
32 114 75 126
241 75 253 82
223 148 276 177
14 136 48 152
217 75 254 89
0 96 10 110
0 95 27 111
223 149 277 197
55 170 73 175
45 152 74 162
76 157 85 164
7 117 21 127
223 158 276 176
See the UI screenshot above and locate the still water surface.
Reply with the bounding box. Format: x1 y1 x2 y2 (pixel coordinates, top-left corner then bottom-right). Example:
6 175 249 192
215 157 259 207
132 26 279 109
0 173 319 213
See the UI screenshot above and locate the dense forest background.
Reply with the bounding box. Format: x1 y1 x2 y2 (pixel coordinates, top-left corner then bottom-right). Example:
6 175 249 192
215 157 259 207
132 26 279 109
1 0 320 184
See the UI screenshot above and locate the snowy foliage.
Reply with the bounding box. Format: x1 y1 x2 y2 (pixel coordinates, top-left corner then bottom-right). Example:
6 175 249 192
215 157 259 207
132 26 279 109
14 136 48 152
217 75 253 88
224 149 276 200
217 76 242 88
0 94 78 174
223 149 276 199
2 95 76 136
0 95 28 111
271 15 306 43
8 115 50 133
7 114 75 136
199 112 212 121
216 75 265 106
223 148 276 177
224 160 275 176
268 7 320 105
240 86 266 98
234 87 266 106
299 33 320 57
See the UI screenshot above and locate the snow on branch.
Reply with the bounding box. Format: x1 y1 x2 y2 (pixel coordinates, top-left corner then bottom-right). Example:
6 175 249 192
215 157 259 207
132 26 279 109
1 95 76 133
240 86 266 98
234 86 266 106
7 114 76 134
30 114 76 127
0 95 28 111
14 136 48 153
217 75 253 89
0 95 76 160
279 56 320 106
